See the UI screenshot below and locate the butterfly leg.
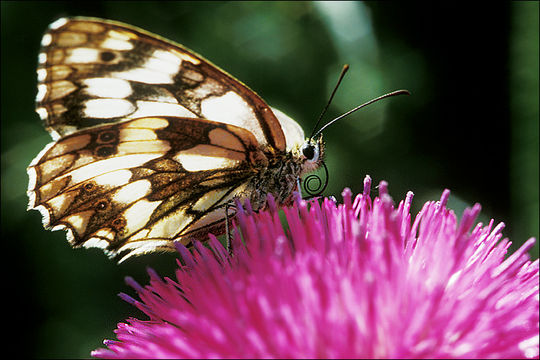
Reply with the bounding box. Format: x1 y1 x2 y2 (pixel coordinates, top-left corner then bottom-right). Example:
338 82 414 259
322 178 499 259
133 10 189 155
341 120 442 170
224 201 237 252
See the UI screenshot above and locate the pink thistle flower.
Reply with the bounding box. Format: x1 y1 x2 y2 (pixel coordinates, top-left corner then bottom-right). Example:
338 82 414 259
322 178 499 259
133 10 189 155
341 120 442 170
92 176 539 359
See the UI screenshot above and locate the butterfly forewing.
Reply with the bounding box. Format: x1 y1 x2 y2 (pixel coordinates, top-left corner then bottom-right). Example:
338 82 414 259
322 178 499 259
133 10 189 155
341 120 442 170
36 17 286 151
28 116 266 260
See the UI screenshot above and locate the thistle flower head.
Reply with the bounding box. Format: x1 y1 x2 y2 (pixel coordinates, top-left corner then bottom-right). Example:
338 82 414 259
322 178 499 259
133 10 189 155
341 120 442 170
92 176 539 359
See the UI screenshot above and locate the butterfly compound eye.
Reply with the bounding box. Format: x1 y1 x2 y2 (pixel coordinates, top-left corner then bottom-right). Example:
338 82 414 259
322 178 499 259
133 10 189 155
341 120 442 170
301 143 319 162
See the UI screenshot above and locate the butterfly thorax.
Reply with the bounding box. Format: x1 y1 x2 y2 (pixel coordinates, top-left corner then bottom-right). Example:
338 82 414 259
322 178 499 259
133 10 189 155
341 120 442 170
245 151 303 210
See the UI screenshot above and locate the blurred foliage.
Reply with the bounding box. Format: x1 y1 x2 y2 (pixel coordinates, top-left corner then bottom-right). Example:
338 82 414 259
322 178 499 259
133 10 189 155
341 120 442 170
510 2 539 261
1 1 538 358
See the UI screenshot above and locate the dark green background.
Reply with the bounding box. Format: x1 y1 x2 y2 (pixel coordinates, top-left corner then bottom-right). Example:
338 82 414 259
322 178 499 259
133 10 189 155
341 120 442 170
2 1 538 358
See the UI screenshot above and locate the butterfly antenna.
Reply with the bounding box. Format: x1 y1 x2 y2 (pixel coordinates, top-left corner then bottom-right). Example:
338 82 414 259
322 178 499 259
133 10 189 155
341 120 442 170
312 89 410 138
309 64 350 140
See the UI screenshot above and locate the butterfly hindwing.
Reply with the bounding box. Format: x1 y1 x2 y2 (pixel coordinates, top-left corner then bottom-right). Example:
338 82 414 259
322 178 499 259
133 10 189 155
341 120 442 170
36 17 286 151
27 116 265 261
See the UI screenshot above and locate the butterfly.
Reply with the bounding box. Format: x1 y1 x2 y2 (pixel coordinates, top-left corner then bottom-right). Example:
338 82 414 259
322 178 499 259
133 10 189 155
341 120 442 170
28 17 409 262
27 17 327 262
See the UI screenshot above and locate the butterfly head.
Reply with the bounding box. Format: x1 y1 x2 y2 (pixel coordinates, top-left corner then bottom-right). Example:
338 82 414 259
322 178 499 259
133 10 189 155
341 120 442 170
298 135 325 175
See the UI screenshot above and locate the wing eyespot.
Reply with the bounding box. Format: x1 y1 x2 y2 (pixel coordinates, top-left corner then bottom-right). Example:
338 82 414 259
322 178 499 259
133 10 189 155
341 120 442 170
97 131 116 143
95 145 115 157
95 199 109 210
100 51 116 62
111 217 126 231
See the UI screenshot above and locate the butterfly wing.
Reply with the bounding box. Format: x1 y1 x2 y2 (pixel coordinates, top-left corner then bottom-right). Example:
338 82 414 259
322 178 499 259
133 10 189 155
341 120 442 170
28 116 266 261
36 17 287 151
